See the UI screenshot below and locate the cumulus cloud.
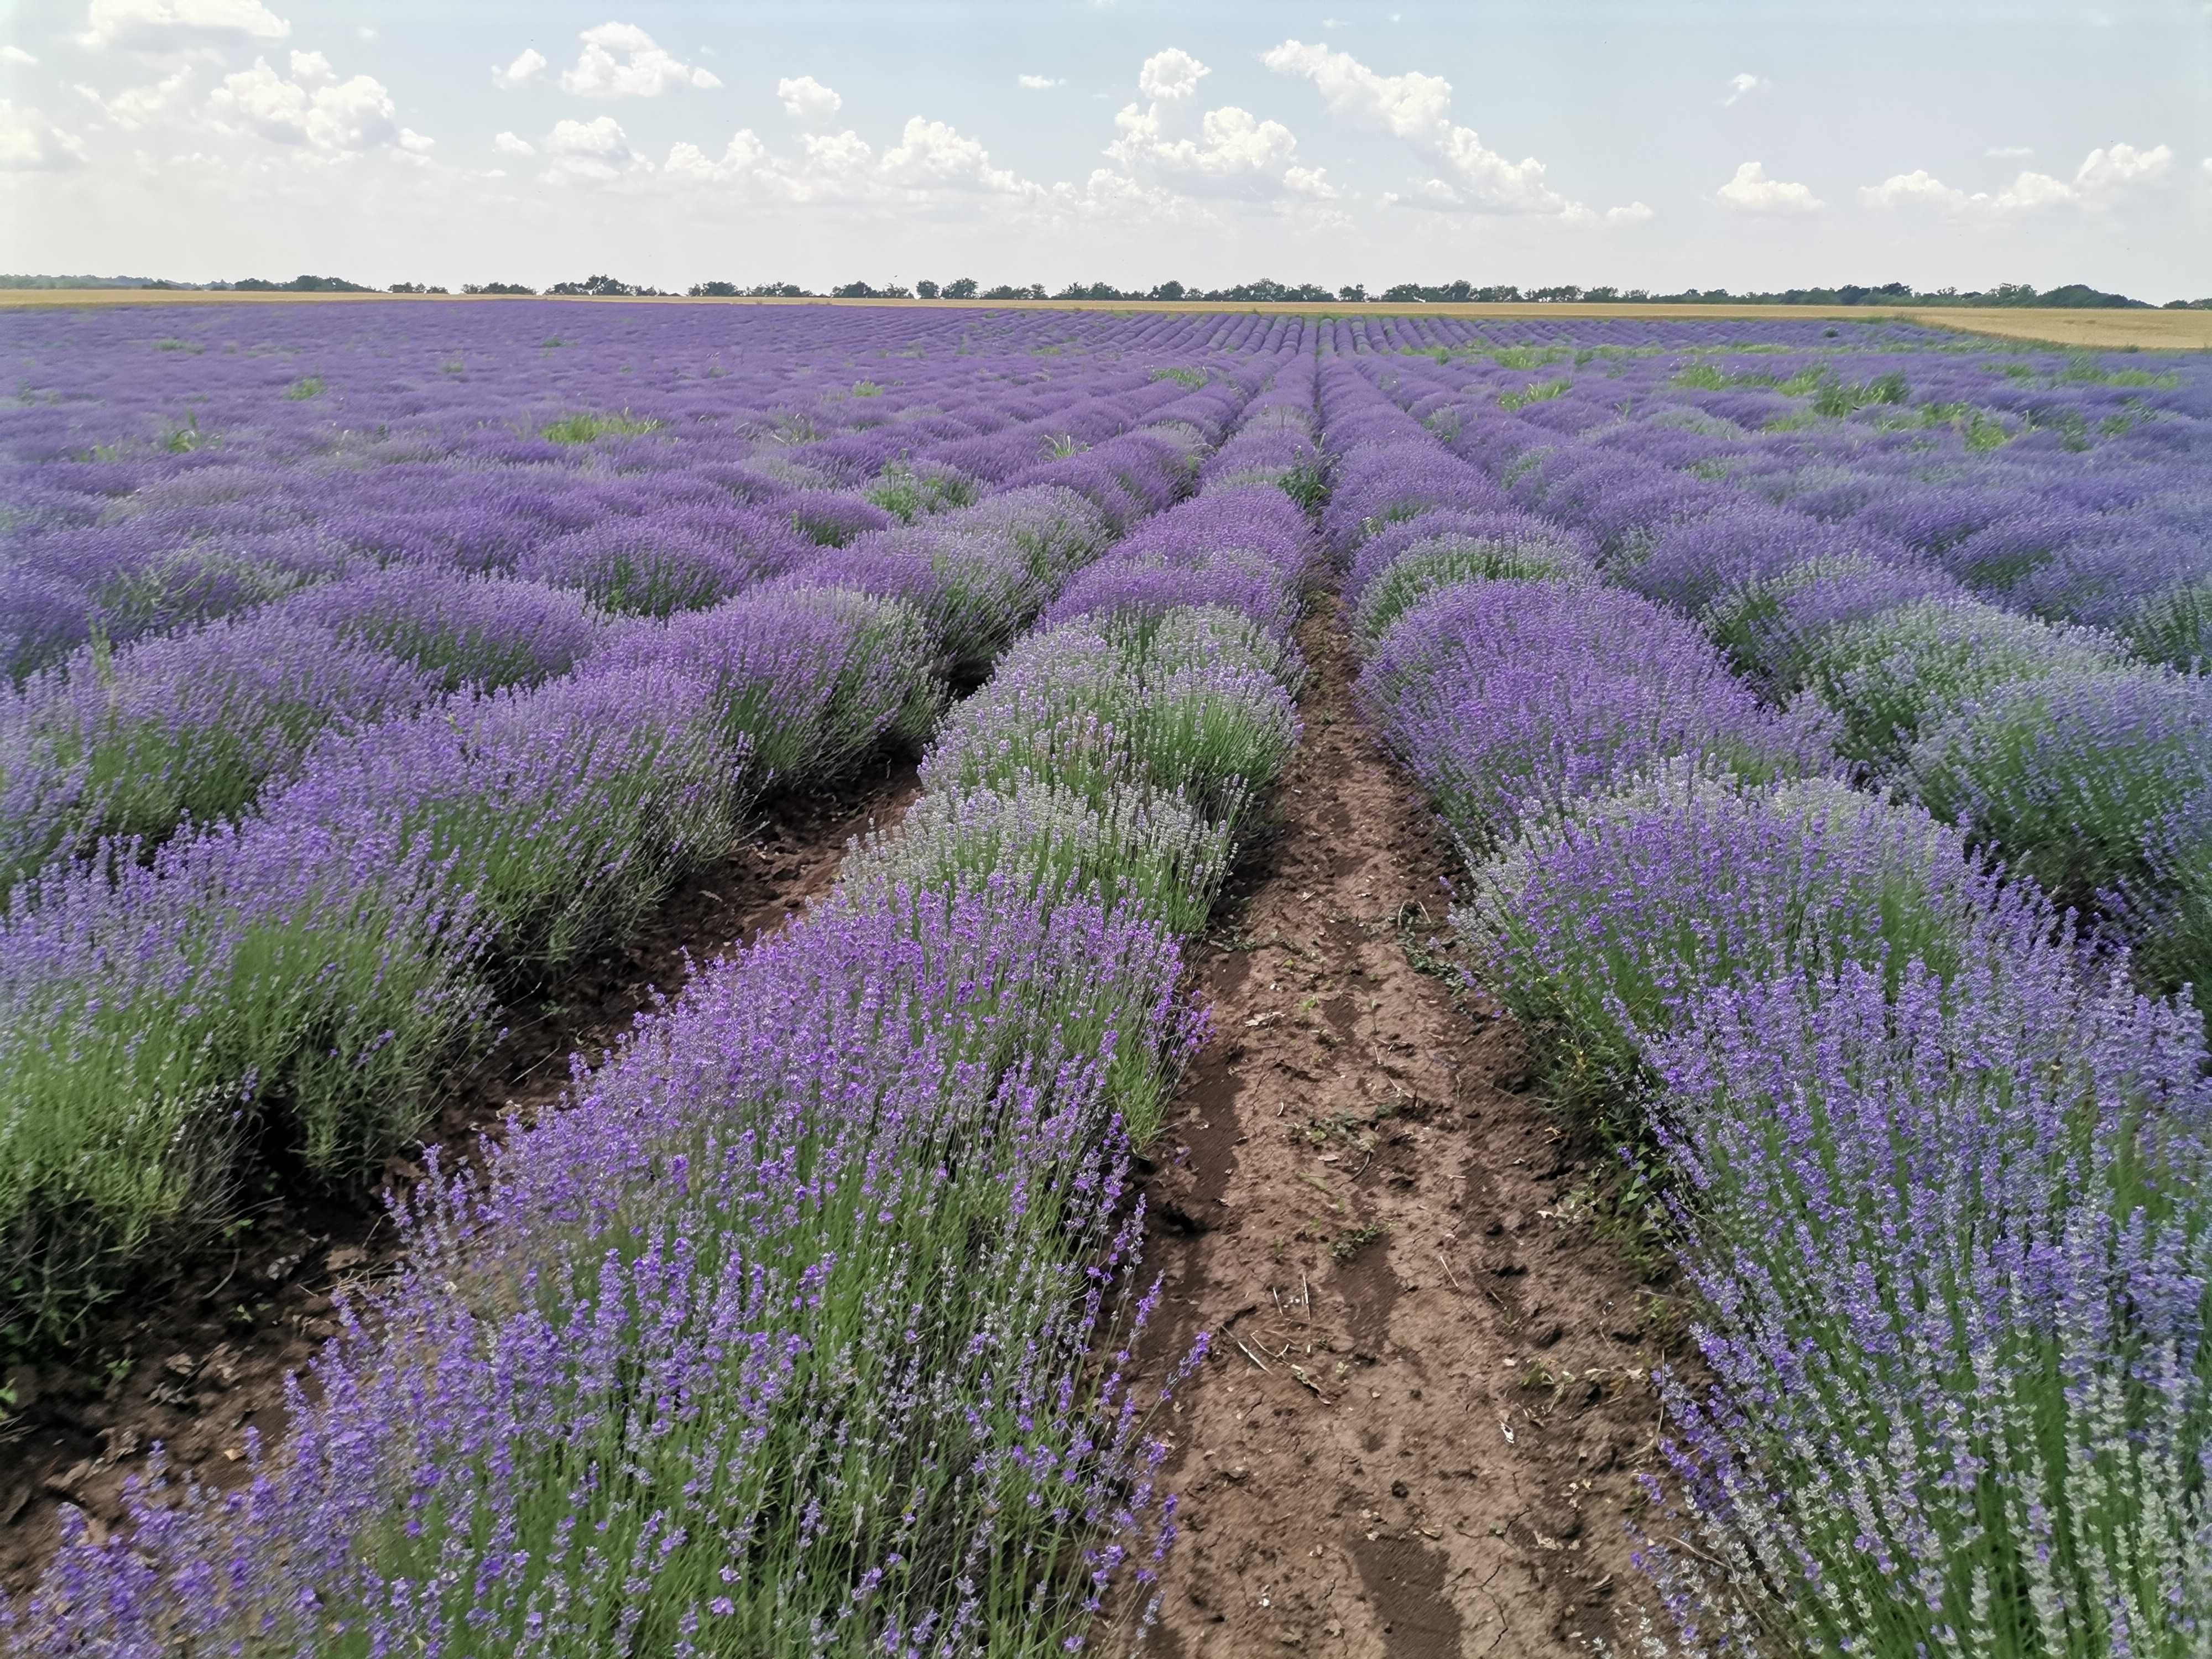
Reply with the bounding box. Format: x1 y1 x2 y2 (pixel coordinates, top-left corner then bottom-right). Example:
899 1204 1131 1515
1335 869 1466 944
1107 49 1311 200
73 62 193 128
208 54 426 153
663 108 1039 211
1861 140 2172 213
1017 74 1063 90
4 45 40 65
776 74 841 125
1716 159 1822 212
880 114 1033 194
0 100 87 169
557 23 720 98
77 0 289 49
1264 39 1600 217
1723 72 1764 105
1136 46 1209 101
2075 139 2171 192
492 48 546 90
493 129 534 156
1985 144 2033 158
1606 200 1655 223
544 112 645 180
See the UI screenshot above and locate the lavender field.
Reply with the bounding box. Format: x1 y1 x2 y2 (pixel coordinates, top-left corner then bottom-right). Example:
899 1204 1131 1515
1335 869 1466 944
3 300 2211 1655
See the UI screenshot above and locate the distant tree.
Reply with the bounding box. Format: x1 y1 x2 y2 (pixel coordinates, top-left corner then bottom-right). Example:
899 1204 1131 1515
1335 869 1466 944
916 279 941 299
979 284 1027 300
1338 283 1367 302
943 276 979 299
745 282 811 297
831 280 880 298
229 274 371 293
462 281 536 295
548 274 636 296
688 280 740 297
1147 280 1187 302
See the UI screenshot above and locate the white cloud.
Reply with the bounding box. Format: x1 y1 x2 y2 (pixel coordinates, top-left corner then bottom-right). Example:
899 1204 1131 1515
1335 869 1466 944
776 74 841 125
1137 46 1209 102
1264 38 1586 216
1282 163 1338 198
2074 140 2171 193
1716 159 1822 212
1105 50 1314 201
545 112 647 181
208 55 411 152
1017 74 1064 90
558 23 720 98
492 48 546 91
880 114 1032 194
1985 144 2033 158
1724 72 1764 105
0 100 87 170
3 45 39 65
493 129 534 157
1861 140 2172 214
288 48 330 83
77 0 289 49
74 62 192 128
1606 200 1655 223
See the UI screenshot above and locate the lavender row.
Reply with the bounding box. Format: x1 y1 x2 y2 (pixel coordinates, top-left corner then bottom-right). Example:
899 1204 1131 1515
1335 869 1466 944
9 366 1321 1655
1327 352 2212 1654
1 303 1313 683
1 322 1273 886
1371 344 2212 1010
0 349 1282 1349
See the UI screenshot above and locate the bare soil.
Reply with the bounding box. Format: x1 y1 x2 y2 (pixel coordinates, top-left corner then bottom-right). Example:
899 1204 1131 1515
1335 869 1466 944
0 758 917 1594
1139 601 1674 1657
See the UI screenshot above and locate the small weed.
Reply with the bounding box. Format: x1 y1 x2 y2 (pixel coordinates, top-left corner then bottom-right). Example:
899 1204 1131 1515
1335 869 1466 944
1331 1223 1385 1264
851 379 884 397
540 409 662 444
1499 377 1571 413
1279 459 1329 514
284 375 325 400
1149 365 1208 387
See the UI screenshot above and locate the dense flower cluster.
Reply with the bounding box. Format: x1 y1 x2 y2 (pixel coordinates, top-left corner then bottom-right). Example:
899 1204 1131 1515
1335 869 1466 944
1358 325 2212 1005
6 312 1317 1654
0 304 1291 1347
1335 331 2212 1656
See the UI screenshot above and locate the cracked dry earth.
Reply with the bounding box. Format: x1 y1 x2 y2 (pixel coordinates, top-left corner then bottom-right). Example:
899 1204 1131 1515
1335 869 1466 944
1140 601 1671 1658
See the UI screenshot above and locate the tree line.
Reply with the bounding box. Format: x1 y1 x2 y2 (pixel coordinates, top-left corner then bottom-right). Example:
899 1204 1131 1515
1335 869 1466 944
4 272 2206 309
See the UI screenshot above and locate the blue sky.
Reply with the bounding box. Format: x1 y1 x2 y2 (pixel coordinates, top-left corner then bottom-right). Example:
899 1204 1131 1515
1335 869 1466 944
3 1 2206 299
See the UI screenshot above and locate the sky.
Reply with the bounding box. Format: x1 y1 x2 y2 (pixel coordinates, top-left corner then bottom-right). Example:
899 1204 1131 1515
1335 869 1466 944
1 1 2207 301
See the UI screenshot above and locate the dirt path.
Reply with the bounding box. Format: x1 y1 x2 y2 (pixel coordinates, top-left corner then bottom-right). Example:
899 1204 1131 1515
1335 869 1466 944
1141 600 1670 1657
0 759 919 1594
